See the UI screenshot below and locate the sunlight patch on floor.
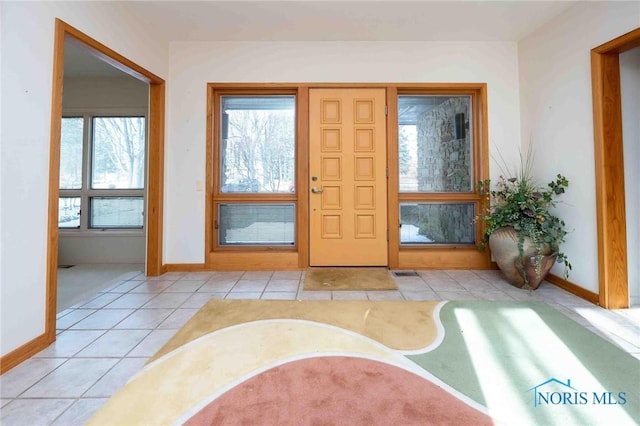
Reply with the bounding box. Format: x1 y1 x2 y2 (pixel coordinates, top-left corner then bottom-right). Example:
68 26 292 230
453 306 636 426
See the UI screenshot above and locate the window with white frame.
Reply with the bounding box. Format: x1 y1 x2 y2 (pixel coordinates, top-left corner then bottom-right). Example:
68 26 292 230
59 115 146 230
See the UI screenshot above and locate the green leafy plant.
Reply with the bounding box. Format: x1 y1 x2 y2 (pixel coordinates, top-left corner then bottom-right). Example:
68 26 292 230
476 149 572 280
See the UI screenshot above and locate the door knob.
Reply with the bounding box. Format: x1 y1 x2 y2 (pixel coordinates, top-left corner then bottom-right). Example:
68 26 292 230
311 187 323 194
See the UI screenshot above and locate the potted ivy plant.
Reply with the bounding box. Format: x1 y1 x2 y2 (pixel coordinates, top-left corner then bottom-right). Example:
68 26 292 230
476 152 572 289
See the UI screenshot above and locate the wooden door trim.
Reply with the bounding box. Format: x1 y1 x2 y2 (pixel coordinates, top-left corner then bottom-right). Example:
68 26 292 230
297 86 311 268
591 27 640 309
6 20 166 374
386 87 400 268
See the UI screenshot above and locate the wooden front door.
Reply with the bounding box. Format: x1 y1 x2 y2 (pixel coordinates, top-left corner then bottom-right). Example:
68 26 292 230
309 88 388 266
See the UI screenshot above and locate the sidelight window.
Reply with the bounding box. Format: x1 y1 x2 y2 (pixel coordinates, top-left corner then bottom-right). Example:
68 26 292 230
212 91 298 249
397 94 478 246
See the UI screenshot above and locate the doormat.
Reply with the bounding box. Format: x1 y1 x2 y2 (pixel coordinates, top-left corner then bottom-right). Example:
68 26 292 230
303 267 397 291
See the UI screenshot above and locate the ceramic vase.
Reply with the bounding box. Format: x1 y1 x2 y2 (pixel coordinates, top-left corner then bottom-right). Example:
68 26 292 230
488 226 556 289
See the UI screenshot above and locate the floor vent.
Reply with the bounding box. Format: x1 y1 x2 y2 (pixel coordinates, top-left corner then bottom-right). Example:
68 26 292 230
392 271 419 277
58 265 75 269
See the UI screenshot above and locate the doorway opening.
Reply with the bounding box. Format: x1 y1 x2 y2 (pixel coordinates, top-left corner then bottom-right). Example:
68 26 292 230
46 19 165 341
57 39 148 311
620 46 640 307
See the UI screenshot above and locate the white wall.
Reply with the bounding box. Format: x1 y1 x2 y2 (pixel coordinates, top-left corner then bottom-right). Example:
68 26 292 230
0 2 4 321
58 235 145 265
518 1 640 293
60 76 148 265
620 47 640 306
165 41 522 263
0 2 167 356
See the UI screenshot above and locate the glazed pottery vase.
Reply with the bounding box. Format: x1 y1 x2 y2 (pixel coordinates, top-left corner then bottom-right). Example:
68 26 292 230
488 226 556 289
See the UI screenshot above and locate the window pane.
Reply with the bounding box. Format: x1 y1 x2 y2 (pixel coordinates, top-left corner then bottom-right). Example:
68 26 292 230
60 118 84 189
219 204 295 245
92 117 146 189
59 197 81 228
90 197 144 228
398 96 472 192
400 203 475 245
220 96 295 193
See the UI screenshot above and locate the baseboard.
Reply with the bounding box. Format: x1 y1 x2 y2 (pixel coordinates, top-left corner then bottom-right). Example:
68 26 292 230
0 333 52 375
163 263 206 272
546 273 600 305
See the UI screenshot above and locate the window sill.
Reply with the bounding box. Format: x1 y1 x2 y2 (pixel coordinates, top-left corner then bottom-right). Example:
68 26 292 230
59 230 145 237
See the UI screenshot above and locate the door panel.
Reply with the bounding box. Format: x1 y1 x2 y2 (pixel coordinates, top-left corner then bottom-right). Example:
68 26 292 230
309 88 387 266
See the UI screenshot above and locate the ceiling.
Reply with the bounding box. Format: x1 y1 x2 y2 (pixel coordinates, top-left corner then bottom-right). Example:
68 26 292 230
64 38 131 78
64 1 579 77
124 0 577 43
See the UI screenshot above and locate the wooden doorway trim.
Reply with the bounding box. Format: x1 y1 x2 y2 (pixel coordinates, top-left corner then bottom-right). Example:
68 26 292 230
591 27 640 309
46 21 165 338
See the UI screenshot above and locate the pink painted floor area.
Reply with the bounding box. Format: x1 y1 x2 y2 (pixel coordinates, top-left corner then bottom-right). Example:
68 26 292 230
184 356 492 426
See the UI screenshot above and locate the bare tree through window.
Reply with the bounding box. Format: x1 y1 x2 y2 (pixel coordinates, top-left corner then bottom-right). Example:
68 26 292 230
92 117 145 189
221 96 295 193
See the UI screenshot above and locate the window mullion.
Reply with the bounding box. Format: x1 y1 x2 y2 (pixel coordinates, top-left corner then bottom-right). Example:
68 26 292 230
80 114 91 231
89 189 144 196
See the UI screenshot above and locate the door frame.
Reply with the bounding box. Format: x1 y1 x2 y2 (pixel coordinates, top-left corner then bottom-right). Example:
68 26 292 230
591 27 640 309
46 21 165 339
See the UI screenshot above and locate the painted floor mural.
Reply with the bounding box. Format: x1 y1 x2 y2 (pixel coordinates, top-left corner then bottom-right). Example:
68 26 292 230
87 300 640 425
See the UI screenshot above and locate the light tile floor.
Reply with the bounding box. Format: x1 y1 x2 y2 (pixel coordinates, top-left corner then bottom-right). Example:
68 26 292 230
1 269 639 425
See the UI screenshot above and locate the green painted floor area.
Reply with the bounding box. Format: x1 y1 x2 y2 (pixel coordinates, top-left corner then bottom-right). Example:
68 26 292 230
408 301 640 426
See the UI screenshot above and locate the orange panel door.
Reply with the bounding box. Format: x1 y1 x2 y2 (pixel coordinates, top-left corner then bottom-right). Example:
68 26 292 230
309 88 388 266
